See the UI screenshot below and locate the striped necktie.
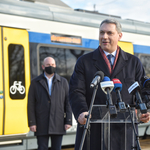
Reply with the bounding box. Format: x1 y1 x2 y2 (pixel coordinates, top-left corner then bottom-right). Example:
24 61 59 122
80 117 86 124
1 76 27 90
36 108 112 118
107 54 113 69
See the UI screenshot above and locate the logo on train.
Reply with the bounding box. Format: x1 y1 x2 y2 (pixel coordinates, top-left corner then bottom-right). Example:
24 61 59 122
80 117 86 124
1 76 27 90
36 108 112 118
10 81 25 94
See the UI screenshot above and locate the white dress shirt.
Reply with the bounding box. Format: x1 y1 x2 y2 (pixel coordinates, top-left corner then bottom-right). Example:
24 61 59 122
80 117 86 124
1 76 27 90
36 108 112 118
44 73 54 95
103 50 117 65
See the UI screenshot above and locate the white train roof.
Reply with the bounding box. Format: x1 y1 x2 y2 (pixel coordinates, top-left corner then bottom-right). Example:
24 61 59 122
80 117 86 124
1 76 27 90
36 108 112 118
0 0 150 35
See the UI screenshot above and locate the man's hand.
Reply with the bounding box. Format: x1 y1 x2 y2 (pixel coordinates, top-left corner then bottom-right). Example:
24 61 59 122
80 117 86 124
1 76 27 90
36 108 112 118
78 112 89 125
65 124 72 130
139 112 150 123
30 125 37 132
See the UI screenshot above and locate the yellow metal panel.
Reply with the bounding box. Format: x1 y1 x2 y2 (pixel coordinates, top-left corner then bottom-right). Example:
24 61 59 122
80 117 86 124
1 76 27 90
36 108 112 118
0 27 4 135
3 27 30 135
118 41 134 55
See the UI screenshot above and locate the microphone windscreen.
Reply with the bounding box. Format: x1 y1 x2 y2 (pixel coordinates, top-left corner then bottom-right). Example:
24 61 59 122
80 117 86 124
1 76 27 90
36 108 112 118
112 78 122 91
102 76 110 82
94 71 104 81
141 76 150 88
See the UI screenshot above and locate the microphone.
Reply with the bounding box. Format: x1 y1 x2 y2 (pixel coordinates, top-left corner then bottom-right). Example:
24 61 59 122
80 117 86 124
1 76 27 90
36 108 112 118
141 76 150 88
112 78 126 112
128 81 147 114
141 76 150 109
90 71 104 88
100 76 117 118
143 95 150 109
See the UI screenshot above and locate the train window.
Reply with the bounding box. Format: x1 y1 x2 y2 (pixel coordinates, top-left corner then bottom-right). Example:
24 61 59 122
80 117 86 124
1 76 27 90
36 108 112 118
138 54 150 77
39 46 91 81
8 44 25 99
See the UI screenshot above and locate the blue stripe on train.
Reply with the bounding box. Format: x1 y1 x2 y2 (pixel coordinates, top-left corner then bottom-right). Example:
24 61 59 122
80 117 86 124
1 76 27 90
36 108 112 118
28 31 51 44
28 31 150 54
133 45 150 54
28 31 98 49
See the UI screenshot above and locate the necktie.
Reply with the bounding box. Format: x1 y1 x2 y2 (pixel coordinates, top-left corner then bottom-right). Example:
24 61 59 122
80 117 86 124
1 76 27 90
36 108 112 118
107 54 113 69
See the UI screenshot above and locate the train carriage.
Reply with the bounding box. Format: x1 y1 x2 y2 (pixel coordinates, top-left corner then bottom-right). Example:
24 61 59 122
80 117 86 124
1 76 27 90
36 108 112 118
0 0 150 149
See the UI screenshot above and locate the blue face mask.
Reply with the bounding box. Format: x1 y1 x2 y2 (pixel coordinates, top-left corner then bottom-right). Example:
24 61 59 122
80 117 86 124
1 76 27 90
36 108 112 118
45 66 56 75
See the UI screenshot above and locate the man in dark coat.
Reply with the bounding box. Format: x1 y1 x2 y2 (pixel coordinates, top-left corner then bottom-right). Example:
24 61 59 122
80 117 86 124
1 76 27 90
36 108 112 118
69 19 150 150
28 57 72 150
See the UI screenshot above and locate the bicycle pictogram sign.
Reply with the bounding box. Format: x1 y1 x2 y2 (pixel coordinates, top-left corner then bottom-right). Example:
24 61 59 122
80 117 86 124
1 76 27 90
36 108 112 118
10 81 25 94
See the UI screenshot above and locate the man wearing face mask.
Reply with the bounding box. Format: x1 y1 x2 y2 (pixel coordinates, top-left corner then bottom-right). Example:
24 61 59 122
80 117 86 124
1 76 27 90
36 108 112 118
27 57 72 150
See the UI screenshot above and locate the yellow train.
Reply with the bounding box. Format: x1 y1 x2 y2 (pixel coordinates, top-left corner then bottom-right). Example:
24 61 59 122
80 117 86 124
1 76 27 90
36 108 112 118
0 0 150 149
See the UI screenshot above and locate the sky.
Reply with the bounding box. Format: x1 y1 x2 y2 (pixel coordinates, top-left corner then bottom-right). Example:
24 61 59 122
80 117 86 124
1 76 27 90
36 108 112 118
61 0 150 23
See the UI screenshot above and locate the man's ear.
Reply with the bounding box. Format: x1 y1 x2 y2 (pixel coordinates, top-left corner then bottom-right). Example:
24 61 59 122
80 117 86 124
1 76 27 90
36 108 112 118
118 32 123 41
42 65 45 70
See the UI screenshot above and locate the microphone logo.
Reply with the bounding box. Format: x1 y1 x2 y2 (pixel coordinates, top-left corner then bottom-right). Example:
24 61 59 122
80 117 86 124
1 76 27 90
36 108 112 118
100 81 114 94
128 82 139 94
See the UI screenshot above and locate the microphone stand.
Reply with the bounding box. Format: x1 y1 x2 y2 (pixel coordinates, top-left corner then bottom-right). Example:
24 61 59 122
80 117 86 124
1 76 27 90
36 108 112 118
126 104 141 150
79 84 98 150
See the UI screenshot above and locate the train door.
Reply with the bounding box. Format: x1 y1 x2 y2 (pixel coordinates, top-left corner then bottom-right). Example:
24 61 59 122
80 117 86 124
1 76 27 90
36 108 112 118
118 41 134 54
0 27 3 135
0 27 30 136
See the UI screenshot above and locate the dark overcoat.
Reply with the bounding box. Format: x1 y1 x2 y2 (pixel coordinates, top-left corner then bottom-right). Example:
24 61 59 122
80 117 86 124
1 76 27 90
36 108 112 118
28 73 72 136
69 46 145 150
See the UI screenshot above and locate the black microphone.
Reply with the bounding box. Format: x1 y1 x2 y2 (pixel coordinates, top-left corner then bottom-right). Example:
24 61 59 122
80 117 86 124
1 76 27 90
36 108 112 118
112 78 126 112
90 71 104 88
141 76 150 88
128 81 147 114
141 76 150 109
100 76 117 118
143 95 150 109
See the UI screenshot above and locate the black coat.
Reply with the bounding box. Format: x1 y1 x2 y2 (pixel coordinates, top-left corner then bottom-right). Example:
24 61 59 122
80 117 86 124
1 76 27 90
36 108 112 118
28 73 72 136
69 47 145 150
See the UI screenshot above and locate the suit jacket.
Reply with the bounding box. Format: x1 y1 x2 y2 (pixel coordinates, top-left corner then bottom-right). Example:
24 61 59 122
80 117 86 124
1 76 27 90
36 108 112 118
28 73 72 136
69 46 145 150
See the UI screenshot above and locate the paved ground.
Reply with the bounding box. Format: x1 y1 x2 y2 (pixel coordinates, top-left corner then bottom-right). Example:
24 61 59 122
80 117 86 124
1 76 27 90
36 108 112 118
140 137 150 150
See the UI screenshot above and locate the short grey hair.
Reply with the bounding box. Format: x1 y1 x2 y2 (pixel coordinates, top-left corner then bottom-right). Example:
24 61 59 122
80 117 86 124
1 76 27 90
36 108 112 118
100 19 122 33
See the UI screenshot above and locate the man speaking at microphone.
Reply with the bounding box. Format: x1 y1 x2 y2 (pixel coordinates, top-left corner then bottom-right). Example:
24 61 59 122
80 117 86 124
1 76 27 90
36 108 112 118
69 19 150 150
